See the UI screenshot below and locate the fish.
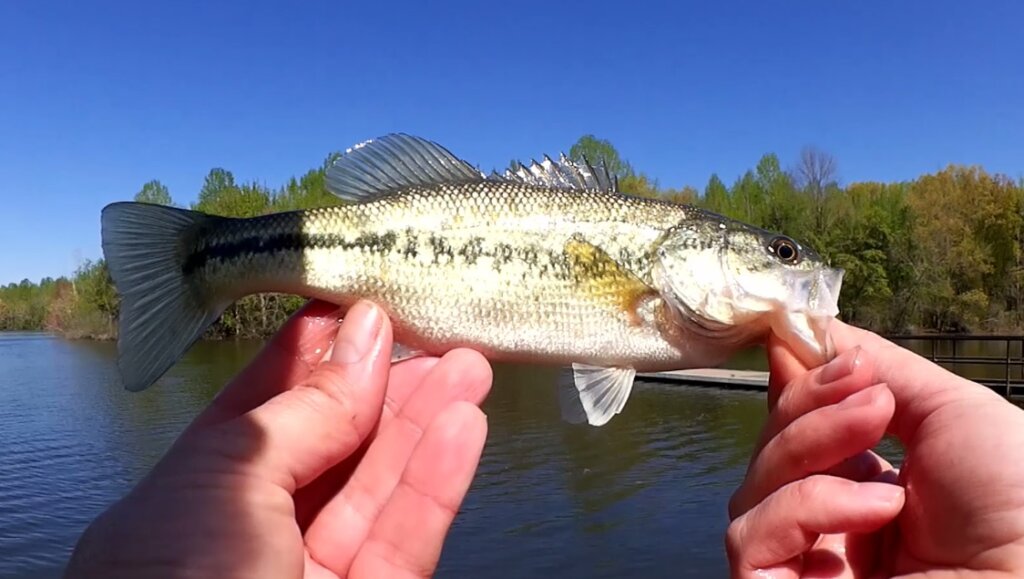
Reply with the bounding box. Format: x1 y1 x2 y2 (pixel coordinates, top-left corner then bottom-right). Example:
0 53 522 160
100 133 843 426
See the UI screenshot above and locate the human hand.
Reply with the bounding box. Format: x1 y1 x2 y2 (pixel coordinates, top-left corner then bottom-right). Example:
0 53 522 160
727 318 1024 578
65 299 494 579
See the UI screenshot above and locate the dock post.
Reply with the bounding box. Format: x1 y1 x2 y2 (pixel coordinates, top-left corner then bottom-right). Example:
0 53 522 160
1006 337 1012 398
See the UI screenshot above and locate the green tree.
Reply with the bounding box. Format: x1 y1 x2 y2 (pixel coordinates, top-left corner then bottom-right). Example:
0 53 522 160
568 134 631 178
134 180 174 205
7 135 1024 340
196 168 238 210
665 185 699 205
618 173 660 198
908 166 1023 331
703 174 730 214
193 169 270 217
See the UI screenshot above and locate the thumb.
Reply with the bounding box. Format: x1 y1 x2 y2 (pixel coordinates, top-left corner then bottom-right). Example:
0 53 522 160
824 318 991 441
227 300 393 492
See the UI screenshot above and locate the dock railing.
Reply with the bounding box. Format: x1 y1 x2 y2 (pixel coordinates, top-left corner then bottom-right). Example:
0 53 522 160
638 334 1024 399
884 333 1024 397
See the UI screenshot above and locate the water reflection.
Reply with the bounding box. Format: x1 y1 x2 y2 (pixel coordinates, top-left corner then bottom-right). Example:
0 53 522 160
0 334 929 578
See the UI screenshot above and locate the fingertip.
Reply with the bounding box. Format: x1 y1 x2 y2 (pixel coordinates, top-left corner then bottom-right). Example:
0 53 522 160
330 300 390 365
846 382 894 415
438 399 488 434
442 348 494 384
839 382 895 417
854 480 905 511
455 400 489 435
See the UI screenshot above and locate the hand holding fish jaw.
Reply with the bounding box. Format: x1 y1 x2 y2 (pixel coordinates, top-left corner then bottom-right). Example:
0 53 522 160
726 319 1024 579
65 299 494 579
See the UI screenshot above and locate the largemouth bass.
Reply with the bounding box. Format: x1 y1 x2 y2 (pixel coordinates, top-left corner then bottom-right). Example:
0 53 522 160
100 134 843 426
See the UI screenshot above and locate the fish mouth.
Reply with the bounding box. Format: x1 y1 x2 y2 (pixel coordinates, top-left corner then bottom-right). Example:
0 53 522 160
771 266 845 365
789 267 844 318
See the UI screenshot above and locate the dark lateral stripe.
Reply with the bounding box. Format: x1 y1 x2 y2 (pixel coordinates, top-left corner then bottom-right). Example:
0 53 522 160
182 231 398 275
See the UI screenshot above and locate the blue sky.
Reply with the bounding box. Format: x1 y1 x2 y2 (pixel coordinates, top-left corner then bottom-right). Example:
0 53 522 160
1 1 1021 285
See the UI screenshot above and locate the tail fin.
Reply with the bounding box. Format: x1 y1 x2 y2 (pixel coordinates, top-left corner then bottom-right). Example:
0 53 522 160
101 202 227 392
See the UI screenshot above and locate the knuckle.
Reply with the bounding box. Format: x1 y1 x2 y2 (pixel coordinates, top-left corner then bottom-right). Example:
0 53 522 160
776 378 816 422
301 365 358 415
792 474 830 505
288 380 361 447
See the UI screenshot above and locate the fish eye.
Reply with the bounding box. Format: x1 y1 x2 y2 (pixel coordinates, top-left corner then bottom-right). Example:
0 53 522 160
768 236 800 264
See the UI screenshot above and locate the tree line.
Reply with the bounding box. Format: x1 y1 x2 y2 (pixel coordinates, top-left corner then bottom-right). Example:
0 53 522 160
2 135 1022 339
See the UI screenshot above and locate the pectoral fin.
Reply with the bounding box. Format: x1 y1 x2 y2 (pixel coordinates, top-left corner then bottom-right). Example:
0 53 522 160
558 363 637 426
564 236 655 325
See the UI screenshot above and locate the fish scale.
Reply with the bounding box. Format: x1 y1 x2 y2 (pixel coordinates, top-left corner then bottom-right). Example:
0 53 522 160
100 133 843 426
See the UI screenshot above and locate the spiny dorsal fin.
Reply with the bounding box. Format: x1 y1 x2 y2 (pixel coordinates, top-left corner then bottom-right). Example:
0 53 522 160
497 153 618 192
326 134 485 202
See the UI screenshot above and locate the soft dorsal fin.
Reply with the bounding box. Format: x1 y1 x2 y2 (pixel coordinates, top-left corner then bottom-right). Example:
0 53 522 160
327 133 621 202
326 134 485 202
499 153 618 193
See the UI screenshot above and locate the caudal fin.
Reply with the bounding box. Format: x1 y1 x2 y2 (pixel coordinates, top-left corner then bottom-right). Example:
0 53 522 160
101 202 227 392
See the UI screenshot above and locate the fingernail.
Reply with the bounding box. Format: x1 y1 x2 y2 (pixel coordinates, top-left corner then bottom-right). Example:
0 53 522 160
855 481 904 507
820 346 862 384
837 383 879 409
332 301 382 364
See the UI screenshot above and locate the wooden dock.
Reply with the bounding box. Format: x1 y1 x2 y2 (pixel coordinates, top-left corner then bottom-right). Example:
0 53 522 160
637 332 1024 400
637 368 769 391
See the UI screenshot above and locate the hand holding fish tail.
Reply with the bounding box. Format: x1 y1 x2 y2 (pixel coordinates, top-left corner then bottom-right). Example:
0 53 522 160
65 300 494 579
726 319 1024 578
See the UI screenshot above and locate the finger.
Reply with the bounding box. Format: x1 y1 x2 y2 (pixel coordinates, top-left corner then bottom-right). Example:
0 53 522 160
291 355 442 528
730 384 895 518
305 349 492 575
767 330 810 411
189 299 348 430
755 346 873 455
725 475 905 579
349 402 488 579
801 530 883 579
825 319 990 441
827 450 894 483
230 300 392 491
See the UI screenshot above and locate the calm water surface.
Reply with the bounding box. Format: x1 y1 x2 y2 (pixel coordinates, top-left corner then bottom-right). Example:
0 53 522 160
0 332 908 578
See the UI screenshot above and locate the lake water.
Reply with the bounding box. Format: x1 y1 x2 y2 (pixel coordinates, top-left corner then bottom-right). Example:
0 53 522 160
0 332 911 578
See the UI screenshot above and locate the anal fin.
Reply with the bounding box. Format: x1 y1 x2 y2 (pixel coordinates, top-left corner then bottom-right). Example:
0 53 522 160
391 342 428 364
558 363 637 426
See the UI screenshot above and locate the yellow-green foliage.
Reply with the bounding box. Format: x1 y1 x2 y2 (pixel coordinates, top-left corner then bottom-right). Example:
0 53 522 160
4 138 1022 338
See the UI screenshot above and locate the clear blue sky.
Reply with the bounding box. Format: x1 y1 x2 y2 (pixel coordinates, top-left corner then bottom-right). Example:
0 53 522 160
2 1 1021 285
